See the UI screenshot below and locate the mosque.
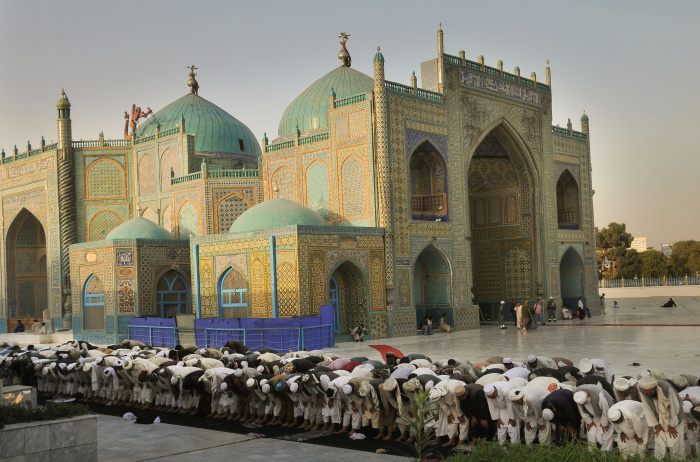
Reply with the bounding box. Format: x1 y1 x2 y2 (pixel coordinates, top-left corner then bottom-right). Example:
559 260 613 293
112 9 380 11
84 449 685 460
0 27 600 343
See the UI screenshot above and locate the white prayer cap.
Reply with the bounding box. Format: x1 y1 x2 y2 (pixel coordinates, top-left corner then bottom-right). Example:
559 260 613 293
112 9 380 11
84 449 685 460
550 297 553 299
501 301 505 305
484 384 496 396
639 376 658 390
67 363 76 371
261 383 271 393
509 389 523 401
671 376 689 389
542 409 554 421
342 384 352 395
290 382 299 393
233 369 242 377
246 378 256 388
573 391 588 405
257 365 265 372
613 378 629 392
628 378 638 388
82 363 93 372
383 378 397 392
170 376 179 385
320 375 331 389
527 355 536 363
607 407 622 422
95 357 104 365
425 380 435 390
578 358 593 374
260 379 268 387
503 358 512 364
682 400 693 414
241 361 248 369
220 382 228 391
177 361 184 367
640 370 651 378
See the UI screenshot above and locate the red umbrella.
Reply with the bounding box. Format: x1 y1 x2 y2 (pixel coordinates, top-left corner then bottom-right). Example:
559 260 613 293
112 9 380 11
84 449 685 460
369 344 405 361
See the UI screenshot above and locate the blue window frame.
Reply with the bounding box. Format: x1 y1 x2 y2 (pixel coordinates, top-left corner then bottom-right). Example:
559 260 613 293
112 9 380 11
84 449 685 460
83 274 105 330
156 270 189 318
218 267 248 319
329 276 340 332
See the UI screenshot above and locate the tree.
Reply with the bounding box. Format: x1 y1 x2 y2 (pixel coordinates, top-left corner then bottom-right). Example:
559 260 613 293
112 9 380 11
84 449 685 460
668 240 700 277
595 223 633 257
617 249 642 279
640 250 668 278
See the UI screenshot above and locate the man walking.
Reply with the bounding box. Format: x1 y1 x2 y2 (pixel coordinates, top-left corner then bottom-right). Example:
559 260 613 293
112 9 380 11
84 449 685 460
547 297 557 323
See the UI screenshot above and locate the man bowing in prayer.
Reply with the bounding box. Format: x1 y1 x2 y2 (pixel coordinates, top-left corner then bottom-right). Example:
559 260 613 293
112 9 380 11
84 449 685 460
637 376 685 459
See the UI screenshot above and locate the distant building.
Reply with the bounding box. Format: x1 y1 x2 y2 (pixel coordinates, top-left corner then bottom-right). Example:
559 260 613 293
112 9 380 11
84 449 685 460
630 237 648 253
661 243 673 256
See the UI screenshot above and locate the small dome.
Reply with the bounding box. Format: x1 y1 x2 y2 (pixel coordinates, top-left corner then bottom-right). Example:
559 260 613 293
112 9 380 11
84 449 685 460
105 217 174 240
56 90 71 109
581 112 589 122
277 65 374 138
229 198 326 234
137 93 261 160
374 47 384 62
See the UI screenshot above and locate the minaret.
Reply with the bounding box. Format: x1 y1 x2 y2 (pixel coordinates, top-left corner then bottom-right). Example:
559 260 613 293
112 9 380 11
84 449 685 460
437 23 445 94
581 111 589 136
373 46 395 300
56 90 77 320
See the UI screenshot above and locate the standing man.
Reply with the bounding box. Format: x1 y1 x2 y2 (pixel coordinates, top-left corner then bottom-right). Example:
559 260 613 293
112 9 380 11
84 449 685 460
637 377 685 459
533 299 545 326
600 293 607 314
607 400 650 460
515 302 523 330
484 382 520 445
547 297 557 323
498 301 506 330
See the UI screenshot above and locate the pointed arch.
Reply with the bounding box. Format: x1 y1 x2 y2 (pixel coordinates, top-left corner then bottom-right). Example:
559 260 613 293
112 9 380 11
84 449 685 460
176 200 199 239
83 274 105 330
412 244 452 324
329 260 368 335
5 209 48 321
138 154 156 196
88 209 125 241
162 205 172 232
141 207 159 225
409 141 448 221
215 192 253 234
160 148 179 192
559 247 583 308
86 158 126 199
556 169 580 229
339 154 368 219
304 160 331 219
218 266 248 318
155 270 189 318
270 165 295 201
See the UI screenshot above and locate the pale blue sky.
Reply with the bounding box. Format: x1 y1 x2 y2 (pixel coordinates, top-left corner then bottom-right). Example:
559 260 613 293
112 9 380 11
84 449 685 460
1 1 698 248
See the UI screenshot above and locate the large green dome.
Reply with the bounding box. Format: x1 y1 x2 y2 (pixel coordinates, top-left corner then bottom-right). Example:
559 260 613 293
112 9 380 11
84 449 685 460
138 93 261 159
105 217 175 240
277 66 374 138
229 198 326 234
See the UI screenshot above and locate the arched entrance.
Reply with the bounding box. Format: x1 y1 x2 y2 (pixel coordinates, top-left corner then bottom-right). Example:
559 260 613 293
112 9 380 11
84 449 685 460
467 125 538 318
329 261 367 336
218 267 247 319
560 248 583 309
83 274 105 330
155 270 189 318
5 209 47 325
412 244 451 326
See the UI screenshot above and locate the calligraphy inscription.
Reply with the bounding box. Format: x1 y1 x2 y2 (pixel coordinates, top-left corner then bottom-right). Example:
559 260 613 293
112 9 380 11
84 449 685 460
460 70 541 105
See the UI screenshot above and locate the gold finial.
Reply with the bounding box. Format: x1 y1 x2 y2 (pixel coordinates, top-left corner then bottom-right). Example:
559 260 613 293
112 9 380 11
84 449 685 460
187 65 199 94
338 32 350 44
439 22 442 28
377 46 381 52
546 59 550 66
273 183 280 198
338 32 351 67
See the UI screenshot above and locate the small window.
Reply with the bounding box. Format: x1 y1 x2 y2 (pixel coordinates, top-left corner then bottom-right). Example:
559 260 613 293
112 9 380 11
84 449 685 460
238 139 245 151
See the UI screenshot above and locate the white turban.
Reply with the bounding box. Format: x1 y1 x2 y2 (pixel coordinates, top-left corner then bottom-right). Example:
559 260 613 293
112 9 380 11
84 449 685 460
233 369 242 377
608 407 622 422
220 382 228 391
573 391 588 405
383 378 398 391
613 378 629 392
682 400 693 414
527 355 536 363
542 409 554 421
342 384 352 395
289 382 299 393
501 301 505 304
257 365 265 373
509 389 523 401
261 383 270 393
246 378 256 388
320 375 331 389
638 376 658 390
484 384 495 396
503 358 512 365
578 358 593 374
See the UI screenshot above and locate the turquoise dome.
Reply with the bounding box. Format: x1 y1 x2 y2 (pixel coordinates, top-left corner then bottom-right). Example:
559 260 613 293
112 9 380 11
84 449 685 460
105 217 174 240
581 112 589 121
137 93 261 159
277 66 374 138
229 198 326 234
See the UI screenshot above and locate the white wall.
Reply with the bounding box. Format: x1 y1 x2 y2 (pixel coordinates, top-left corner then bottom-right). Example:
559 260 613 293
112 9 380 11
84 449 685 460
599 286 700 299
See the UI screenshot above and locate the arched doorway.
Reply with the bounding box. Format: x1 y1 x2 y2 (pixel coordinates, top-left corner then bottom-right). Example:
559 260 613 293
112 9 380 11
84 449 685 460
83 274 105 330
218 267 248 319
5 209 47 324
556 170 580 229
467 126 537 318
560 248 583 309
329 261 367 336
155 270 189 318
409 141 448 221
412 245 451 326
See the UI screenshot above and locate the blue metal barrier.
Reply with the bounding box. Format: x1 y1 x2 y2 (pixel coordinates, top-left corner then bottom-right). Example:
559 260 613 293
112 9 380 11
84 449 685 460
128 325 179 348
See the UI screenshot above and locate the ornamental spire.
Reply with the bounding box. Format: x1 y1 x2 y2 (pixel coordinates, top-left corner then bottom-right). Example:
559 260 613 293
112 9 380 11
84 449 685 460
187 65 199 94
338 32 351 67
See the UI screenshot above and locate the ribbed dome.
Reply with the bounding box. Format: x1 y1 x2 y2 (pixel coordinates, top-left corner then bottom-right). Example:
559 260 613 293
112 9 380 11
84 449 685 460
229 198 326 234
277 66 374 138
105 217 174 240
137 93 261 159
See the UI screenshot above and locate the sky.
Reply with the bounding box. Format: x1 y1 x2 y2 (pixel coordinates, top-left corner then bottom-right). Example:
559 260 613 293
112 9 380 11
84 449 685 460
1 1 698 249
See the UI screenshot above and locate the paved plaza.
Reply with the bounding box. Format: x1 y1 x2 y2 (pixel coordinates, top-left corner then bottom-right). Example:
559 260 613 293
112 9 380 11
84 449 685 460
89 296 699 461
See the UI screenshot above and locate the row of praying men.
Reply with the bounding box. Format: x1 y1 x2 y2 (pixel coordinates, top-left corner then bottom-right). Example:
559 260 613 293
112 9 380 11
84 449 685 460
1 340 698 459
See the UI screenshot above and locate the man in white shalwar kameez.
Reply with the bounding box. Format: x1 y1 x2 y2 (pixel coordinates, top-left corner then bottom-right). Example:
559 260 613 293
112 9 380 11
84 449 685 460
429 379 466 447
680 386 700 459
637 377 685 459
509 386 551 445
607 400 650 460
573 384 615 451
484 381 520 445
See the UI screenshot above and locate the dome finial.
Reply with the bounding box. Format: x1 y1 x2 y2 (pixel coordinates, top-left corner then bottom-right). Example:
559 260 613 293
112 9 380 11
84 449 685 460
187 65 199 94
338 32 352 67
273 183 280 198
